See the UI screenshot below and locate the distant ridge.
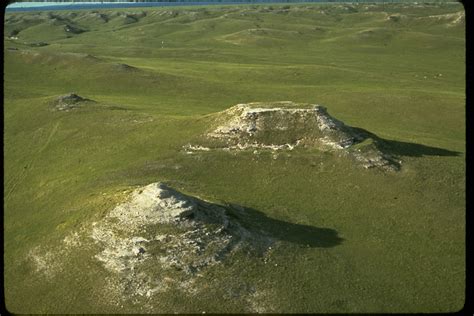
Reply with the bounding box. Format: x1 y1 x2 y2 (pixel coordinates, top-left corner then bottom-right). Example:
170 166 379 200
6 0 462 12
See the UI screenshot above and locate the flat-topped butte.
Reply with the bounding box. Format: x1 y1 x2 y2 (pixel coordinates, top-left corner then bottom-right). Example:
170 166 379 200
186 101 401 171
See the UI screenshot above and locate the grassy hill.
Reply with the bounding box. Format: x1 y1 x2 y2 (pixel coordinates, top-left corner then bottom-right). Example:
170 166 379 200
4 2 465 313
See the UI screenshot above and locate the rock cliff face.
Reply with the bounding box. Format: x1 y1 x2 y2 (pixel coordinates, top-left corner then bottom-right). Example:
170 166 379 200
185 102 400 171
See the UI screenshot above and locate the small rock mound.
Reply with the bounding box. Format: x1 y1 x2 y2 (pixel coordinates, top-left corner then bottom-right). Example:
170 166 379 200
386 14 407 22
52 93 93 111
64 24 86 34
187 101 400 171
28 41 48 47
114 63 138 72
91 183 271 298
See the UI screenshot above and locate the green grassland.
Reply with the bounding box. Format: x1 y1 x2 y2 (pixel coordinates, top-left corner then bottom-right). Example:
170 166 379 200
4 2 465 313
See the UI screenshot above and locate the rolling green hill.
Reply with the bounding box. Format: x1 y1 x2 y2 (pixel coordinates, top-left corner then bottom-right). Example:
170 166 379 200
4 2 465 313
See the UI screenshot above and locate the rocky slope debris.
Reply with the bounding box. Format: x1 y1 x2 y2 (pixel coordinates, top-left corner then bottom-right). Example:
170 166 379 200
90 182 272 299
186 102 400 171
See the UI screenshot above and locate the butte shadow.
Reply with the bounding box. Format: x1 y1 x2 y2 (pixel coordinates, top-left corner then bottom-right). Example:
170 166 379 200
226 203 344 248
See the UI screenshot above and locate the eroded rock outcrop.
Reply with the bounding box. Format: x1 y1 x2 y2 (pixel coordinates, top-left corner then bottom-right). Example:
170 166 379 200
209 103 360 149
185 102 400 171
90 182 272 298
52 93 94 111
28 181 342 309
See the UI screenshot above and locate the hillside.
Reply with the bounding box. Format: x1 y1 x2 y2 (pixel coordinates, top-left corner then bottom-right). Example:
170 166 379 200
4 2 465 313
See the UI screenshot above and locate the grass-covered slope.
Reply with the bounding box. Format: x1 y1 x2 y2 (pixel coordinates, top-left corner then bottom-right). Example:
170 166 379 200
4 2 465 313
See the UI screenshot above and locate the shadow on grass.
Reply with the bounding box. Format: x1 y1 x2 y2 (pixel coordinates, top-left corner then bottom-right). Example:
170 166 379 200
382 139 461 157
351 127 461 158
226 204 343 248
